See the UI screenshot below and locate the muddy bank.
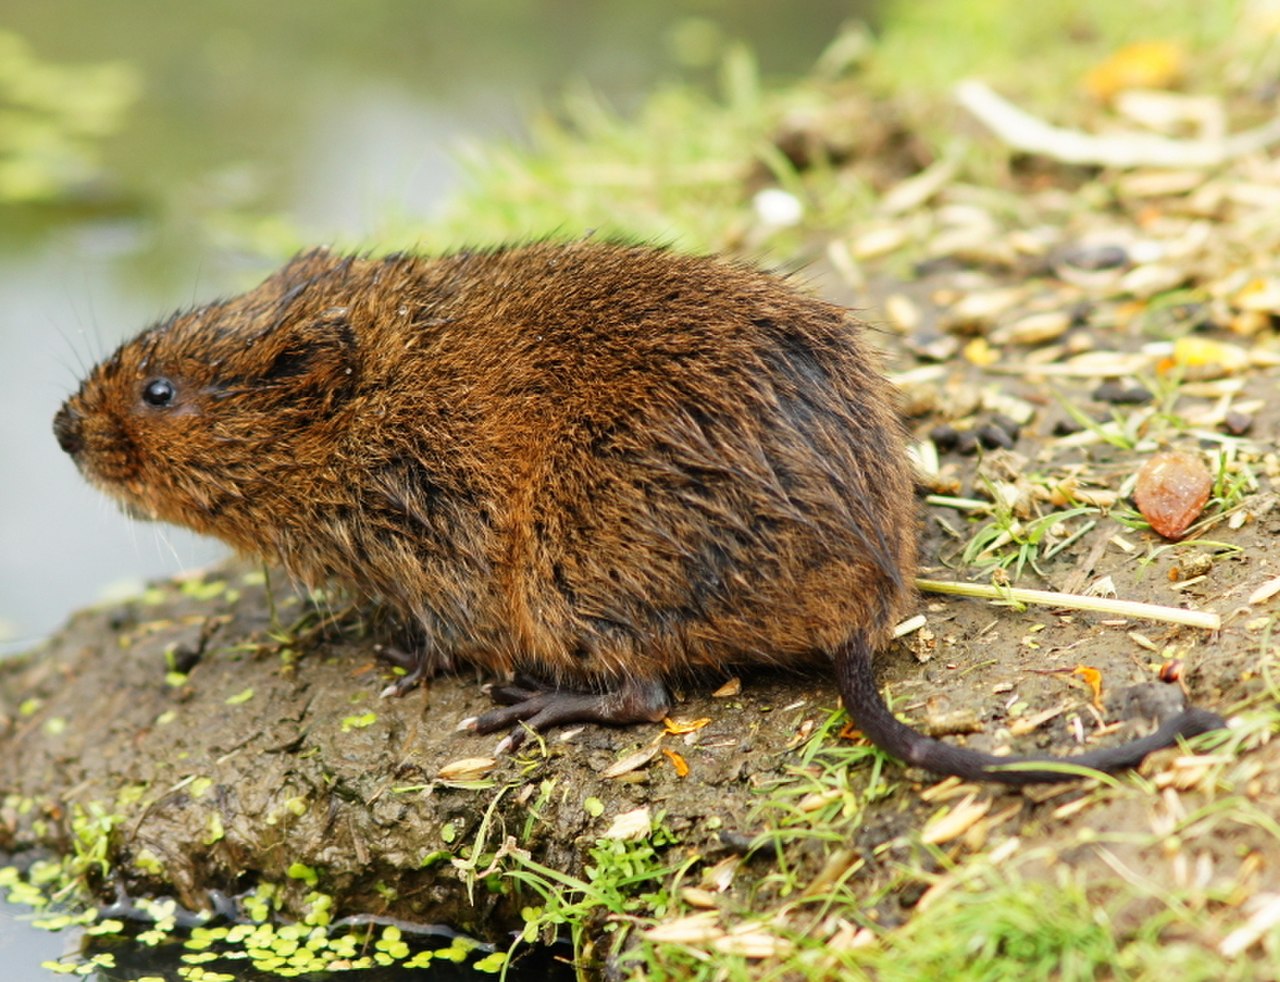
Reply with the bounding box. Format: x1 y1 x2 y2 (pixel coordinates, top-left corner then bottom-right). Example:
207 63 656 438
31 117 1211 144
0 566 874 934
1 528 1251 947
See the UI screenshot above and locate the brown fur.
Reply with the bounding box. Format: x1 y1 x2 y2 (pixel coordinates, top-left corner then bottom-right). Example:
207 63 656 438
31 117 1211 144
55 241 1222 784
56 242 914 682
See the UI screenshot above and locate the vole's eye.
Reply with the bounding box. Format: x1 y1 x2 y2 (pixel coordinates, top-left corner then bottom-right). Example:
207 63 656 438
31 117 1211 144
142 377 176 407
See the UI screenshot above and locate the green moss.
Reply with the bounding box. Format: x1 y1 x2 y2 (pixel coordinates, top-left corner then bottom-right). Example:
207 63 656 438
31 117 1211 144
68 801 124 882
284 862 318 888
201 812 224 846
11 864 500 978
180 579 226 601
339 710 378 732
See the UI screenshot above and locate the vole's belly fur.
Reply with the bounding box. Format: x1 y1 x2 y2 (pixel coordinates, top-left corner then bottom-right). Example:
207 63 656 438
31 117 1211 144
283 247 914 687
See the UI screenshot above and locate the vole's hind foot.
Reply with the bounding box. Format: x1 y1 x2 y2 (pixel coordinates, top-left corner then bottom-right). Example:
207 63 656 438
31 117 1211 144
463 676 672 751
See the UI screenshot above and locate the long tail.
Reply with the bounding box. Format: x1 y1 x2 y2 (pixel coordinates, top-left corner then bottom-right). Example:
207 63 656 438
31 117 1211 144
834 633 1226 785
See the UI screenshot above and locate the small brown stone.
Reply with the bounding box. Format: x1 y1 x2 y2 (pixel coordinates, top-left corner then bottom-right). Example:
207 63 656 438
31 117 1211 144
1133 451 1213 540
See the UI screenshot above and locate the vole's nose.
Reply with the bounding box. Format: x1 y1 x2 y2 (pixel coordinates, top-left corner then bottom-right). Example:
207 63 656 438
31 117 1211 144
53 403 84 456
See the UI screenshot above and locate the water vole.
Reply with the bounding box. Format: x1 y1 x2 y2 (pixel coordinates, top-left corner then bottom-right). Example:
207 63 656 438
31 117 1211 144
53 241 1224 783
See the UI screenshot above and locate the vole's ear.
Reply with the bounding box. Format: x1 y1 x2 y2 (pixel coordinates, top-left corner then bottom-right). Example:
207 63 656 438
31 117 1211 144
256 306 360 411
221 250 364 409
256 248 340 299
243 249 364 322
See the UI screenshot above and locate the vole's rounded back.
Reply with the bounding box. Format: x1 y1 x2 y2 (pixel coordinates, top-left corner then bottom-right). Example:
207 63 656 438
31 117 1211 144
56 243 915 679
55 242 1223 784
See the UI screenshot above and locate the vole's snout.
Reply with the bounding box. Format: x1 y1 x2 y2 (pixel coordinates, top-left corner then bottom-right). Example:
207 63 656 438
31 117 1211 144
53 403 85 457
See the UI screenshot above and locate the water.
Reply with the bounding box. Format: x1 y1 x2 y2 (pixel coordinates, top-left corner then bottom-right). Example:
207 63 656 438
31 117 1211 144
1 0 868 976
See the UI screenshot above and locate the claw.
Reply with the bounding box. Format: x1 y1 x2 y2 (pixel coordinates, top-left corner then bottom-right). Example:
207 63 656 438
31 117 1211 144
467 675 674 751
380 669 425 698
375 643 448 696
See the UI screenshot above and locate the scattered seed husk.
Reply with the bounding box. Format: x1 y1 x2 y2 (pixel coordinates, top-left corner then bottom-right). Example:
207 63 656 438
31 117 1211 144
680 887 722 910
979 389 1037 426
1120 263 1187 298
1084 40 1186 101
601 746 661 779
644 911 722 944
1248 575 1280 606
602 805 653 840
922 794 992 845
880 157 959 214
701 855 738 893
1169 336 1250 378
939 287 1024 332
664 716 712 735
713 927 795 959
851 224 909 259
1116 169 1208 198
883 292 922 332
991 310 1072 346
1008 704 1066 737
436 757 497 781
711 677 741 698
1234 276 1280 314
990 350 1153 377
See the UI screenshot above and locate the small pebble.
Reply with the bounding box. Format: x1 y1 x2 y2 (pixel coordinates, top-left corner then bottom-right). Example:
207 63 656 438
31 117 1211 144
1061 244 1129 271
1223 410 1253 436
1093 380 1153 405
753 188 803 227
908 331 961 362
933 418 1018 455
1158 660 1184 683
1133 451 1213 541
930 424 960 452
989 414 1022 440
976 423 1015 450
